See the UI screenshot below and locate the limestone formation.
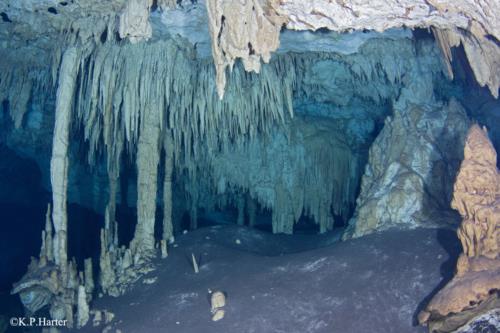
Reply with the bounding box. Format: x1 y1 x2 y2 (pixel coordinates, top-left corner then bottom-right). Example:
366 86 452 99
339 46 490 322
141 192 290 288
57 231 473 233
76 285 90 328
1 0 499 99
162 131 175 244
418 125 500 333
10 46 93 328
203 0 500 98
118 0 153 43
99 227 155 297
50 47 79 269
2 3 498 329
130 105 161 258
206 0 286 98
345 99 470 239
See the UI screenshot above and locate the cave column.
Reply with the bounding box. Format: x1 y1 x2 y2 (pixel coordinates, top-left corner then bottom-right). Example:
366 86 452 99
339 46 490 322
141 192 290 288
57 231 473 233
50 47 79 269
162 131 174 242
131 107 161 257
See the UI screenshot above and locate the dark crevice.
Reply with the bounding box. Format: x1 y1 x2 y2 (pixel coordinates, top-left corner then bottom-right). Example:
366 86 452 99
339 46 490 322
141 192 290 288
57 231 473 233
0 12 12 23
248 42 255 55
485 34 500 47
47 7 58 14
151 0 158 11
217 15 226 44
1 99 9 115
115 31 123 42
100 28 108 44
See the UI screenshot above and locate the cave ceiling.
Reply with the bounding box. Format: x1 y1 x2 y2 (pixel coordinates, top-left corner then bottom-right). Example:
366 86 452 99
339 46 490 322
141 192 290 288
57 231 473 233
0 0 498 98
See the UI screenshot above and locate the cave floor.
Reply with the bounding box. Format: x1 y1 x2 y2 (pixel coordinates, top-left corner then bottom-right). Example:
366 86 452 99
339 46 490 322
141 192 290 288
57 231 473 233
78 226 460 333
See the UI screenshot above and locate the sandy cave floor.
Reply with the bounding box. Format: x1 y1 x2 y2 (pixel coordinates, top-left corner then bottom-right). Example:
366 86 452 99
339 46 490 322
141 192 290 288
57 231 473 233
63 225 463 333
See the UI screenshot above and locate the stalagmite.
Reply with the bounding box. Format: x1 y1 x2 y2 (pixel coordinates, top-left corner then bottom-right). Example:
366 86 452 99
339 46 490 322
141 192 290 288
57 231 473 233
50 47 79 270
77 285 90 328
162 132 174 243
419 125 500 332
39 204 54 263
84 258 94 297
160 240 168 259
99 229 117 296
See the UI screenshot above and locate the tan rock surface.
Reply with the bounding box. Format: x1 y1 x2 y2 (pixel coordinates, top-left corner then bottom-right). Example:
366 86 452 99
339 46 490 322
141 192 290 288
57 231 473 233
419 124 500 333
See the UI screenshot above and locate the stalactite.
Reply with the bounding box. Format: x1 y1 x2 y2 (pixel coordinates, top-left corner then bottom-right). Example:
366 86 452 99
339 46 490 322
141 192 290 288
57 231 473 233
0 55 53 128
183 116 364 234
206 0 286 98
162 131 174 243
50 47 79 270
105 163 120 248
247 195 257 227
190 197 198 230
236 193 245 226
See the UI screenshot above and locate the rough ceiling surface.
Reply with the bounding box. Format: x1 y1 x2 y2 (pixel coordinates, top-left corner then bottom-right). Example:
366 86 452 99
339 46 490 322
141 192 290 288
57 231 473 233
1 0 499 97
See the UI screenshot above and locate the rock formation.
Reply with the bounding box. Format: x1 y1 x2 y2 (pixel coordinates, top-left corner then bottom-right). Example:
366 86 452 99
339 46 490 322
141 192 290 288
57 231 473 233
418 125 500 333
118 0 153 43
210 290 226 321
206 0 286 98
11 206 94 328
206 0 500 97
76 285 90 328
1 0 498 328
344 99 470 238
50 47 79 270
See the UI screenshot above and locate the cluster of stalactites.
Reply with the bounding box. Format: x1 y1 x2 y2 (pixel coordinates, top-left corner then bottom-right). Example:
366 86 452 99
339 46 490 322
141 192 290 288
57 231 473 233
0 54 55 128
205 0 499 98
67 36 440 239
179 117 364 234
206 0 286 98
72 39 296 168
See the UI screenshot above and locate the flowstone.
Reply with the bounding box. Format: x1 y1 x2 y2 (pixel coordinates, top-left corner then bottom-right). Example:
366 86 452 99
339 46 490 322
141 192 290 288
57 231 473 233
419 125 500 333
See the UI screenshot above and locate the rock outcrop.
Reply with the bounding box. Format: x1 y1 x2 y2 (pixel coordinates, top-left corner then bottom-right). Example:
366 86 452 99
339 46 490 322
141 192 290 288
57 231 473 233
418 125 500 333
344 99 470 238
